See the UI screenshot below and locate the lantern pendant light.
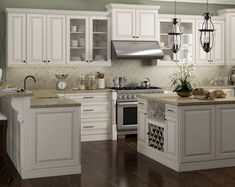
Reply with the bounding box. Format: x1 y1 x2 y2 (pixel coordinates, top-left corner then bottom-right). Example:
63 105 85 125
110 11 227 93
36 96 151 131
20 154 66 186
168 0 182 54
199 0 215 53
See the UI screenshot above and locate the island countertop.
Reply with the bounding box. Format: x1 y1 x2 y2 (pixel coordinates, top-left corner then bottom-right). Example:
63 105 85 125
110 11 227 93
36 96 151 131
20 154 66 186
137 93 235 106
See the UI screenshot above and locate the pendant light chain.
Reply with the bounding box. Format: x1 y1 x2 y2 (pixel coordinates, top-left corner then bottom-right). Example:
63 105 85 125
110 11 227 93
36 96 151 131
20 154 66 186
168 0 182 54
175 0 176 18
198 0 215 53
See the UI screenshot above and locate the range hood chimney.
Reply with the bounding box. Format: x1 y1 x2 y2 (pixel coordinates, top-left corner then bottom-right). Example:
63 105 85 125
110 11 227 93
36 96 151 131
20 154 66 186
111 41 164 59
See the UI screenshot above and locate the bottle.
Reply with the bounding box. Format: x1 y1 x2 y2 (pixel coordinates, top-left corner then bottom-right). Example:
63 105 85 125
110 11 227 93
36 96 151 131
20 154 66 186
85 75 96 90
78 76 85 90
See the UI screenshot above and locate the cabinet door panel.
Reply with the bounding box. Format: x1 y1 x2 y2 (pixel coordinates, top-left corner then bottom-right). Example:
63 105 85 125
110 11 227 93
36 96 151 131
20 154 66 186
31 108 80 169
47 15 66 64
216 105 235 159
229 16 235 63
180 105 215 162
166 117 178 161
211 21 224 64
7 14 26 66
112 9 135 40
27 14 47 64
136 10 157 40
138 109 147 144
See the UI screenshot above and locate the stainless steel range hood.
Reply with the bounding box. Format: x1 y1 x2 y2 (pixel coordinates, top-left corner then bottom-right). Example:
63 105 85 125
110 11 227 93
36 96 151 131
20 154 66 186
111 41 164 59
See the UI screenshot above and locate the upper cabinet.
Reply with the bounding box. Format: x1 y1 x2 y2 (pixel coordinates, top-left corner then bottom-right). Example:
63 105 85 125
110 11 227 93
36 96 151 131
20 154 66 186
7 13 26 66
67 15 111 66
158 15 195 65
27 14 66 65
195 18 225 65
6 9 111 67
7 11 66 66
218 9 235 65
106 4 160 41
158 14 225 66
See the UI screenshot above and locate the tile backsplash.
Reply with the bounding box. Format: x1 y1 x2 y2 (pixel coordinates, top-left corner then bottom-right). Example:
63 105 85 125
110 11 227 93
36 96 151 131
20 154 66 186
6 60 233 90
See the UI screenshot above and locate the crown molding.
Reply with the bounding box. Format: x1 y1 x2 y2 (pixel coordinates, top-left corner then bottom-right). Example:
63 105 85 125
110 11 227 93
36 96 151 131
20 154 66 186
149 0 235 5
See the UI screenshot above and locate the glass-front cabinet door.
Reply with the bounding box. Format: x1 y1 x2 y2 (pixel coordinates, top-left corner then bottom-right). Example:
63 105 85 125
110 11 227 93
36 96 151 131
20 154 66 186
67 15 111 66
90 16 111 66
67 16 89 65
158 18 195 66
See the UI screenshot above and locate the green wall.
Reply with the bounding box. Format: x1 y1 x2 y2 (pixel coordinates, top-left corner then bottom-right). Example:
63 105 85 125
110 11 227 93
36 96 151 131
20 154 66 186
0 0 235 80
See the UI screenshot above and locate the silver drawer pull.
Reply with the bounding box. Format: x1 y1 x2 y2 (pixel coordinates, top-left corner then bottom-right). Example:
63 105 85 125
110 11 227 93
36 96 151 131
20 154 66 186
167 108 175 112
138 102 145 105
83 126 94 129
83 96 94 99
83 109 94 112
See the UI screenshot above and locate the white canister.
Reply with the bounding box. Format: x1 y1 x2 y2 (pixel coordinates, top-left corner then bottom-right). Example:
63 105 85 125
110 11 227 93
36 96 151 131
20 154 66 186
97 78 105 89
71 40 79 47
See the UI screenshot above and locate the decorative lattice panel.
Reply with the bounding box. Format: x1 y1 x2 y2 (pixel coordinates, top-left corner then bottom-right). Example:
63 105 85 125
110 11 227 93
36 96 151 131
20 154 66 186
148 123 164 152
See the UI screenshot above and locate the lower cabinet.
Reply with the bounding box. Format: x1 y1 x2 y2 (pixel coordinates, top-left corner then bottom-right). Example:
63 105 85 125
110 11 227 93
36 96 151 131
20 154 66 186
30 106 81 177
137 102 235 172
65 91 117 141
216 104 235 159
180 105 216 162
137 99 147 145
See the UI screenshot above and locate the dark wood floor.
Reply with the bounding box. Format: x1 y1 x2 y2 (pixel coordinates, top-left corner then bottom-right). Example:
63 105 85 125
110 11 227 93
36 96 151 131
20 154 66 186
2 136 235 187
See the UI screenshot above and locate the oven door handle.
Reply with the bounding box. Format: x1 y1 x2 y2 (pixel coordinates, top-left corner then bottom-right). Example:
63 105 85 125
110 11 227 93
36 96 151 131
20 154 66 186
117 102 138 106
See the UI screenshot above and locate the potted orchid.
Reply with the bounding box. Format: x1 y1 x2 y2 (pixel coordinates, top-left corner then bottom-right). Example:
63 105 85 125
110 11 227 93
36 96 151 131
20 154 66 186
170 63 198 97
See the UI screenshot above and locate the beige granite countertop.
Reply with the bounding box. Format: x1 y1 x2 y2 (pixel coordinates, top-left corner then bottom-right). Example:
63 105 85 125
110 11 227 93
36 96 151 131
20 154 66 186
163 85 235 91
0 88 113 108
30 89 113 108
0 91 33 97
31 97 81 108
137 93 235 106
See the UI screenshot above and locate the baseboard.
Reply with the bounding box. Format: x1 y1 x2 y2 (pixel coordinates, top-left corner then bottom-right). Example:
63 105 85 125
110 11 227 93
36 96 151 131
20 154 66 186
81 133 113 142
21 165 81 179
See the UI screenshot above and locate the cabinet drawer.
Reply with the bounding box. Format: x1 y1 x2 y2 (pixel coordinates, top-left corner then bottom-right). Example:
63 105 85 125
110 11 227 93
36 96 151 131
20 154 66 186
66 93 110 102
138 99 147 111
81 105 109 115
165 104 178 118
81 120 111 134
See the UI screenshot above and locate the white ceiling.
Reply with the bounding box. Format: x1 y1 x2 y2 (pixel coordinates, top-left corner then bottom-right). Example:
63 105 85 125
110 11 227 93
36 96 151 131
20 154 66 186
149 0 235 5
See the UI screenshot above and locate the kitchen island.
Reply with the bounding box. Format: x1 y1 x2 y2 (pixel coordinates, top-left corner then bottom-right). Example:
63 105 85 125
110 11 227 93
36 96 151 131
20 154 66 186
137 93 235 172
0 91 81 179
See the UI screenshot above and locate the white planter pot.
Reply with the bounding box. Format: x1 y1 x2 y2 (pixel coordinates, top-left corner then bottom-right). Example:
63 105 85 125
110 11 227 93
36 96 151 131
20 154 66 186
97 78 105 89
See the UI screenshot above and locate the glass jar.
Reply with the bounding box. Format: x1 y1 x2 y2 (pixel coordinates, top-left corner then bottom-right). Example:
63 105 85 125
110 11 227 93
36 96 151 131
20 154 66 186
78 76 85 90
85 75 96 90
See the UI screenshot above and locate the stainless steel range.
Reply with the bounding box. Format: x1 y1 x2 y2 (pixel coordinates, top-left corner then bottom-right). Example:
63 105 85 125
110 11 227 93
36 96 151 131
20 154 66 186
111 86 164 135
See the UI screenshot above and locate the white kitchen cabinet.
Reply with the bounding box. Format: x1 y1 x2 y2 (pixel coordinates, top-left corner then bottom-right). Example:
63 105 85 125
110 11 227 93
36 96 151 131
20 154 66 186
158 15 195 66
65 91 117 141
195 19 225 65
67 15 111 66
218 9 235 65
27 14 66 65
180 105 215 162
216 104 235 159
31 107 81 170
106 4 160 41
137 99 147 145
7 13 26 66
165 105 178 162
7 12 66 66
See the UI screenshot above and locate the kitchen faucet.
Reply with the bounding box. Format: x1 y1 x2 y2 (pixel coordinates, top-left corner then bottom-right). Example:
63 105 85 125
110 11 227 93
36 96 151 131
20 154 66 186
24 75 36 90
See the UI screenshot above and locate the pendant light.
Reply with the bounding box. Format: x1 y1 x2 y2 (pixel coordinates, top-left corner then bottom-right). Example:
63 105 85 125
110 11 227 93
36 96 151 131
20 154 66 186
199 0 215 53
168 0 182 54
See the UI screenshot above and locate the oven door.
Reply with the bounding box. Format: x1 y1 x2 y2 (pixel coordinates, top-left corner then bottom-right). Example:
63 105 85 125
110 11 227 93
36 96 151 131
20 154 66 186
117 101 138 131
